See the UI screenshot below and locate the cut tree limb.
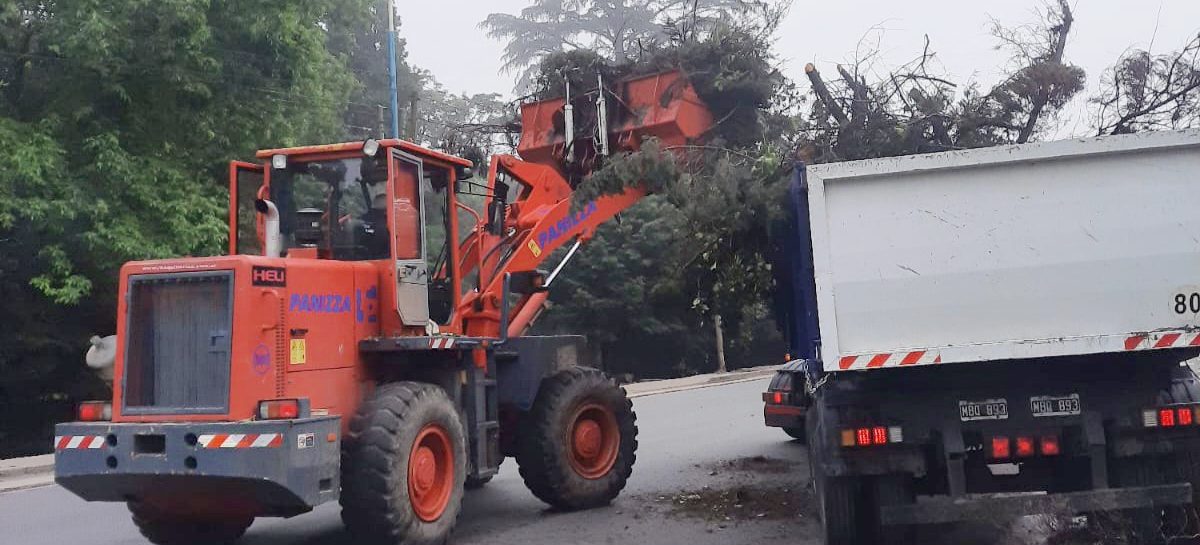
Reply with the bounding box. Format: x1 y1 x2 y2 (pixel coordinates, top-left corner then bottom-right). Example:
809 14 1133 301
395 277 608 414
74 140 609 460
805 63 849 127
1016 0 1073 143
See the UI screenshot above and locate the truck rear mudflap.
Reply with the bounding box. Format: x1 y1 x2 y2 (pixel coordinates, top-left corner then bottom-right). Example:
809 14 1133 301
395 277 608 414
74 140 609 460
882 483 1193 525
54 417 340 517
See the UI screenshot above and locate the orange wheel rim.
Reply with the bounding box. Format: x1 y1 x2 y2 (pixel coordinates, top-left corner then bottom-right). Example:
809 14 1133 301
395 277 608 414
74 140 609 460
566 402 620 480
408 424 454 522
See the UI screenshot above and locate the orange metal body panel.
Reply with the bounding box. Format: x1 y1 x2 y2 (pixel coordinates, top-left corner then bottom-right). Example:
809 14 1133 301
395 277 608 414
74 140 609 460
613 71 714 148
111 256 381 433
256 139 472 168
515 69 713 171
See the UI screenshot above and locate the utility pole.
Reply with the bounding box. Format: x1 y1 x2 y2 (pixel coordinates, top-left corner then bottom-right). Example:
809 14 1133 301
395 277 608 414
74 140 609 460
714 314 727 373
385 0 401 139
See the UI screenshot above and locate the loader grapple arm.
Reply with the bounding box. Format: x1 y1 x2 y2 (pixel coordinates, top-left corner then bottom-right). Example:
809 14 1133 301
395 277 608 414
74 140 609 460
460 70 714 339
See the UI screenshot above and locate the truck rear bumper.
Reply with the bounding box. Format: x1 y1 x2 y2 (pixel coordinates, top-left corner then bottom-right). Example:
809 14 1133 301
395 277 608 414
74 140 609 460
881 483 1193 525
54 418 340 517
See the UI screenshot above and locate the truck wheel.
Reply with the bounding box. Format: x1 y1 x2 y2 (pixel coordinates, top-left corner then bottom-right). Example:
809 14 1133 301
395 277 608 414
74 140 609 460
128 503 251 545
865 474 915 545
783 426 807 442
340 382 466 545
1111 456 1170 544
516 367 638 510
815 472 864 545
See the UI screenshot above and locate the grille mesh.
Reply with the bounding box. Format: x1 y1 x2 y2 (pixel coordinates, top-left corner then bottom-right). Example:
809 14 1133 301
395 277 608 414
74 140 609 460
123 272 232 413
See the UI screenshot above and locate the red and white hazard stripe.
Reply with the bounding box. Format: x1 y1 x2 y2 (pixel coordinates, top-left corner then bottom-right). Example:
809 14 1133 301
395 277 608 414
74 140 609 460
429 337 457 349
838 350 942 370
197 433 283 449
1124 330 1200 351
55 436 107 450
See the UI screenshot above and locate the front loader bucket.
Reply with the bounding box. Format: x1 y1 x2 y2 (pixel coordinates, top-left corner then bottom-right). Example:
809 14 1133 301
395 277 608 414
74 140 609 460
517 69 714 167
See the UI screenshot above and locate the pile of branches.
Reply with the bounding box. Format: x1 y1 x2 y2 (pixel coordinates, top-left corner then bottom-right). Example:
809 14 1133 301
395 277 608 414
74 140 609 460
526 14 799 342
528 16 796 204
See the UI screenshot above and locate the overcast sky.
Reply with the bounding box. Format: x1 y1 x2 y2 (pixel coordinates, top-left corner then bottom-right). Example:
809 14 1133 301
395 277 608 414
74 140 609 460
400 1 1200 136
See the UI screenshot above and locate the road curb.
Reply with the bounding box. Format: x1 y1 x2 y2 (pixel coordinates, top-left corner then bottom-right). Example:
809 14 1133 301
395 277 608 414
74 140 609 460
0 473 54 494
625 368 777 398
0 454 55 494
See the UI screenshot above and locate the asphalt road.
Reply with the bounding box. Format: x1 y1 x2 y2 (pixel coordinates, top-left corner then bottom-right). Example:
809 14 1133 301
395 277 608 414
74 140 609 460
1 378 822 545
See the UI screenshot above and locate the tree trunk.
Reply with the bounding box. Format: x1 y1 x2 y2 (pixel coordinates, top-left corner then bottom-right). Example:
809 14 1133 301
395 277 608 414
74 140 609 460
714 314 727 374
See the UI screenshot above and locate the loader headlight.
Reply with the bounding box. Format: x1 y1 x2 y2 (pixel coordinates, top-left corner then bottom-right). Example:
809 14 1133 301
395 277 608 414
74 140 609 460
362 138 380 157
271 154 288 170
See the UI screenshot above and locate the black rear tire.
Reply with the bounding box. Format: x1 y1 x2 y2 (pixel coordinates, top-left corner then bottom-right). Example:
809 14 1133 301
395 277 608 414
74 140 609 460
1111 456 1170 544
128 502 251 545
816 472 864 545
865 474 916 545
783 426 807 442
516 367 638 510
340 382 467 545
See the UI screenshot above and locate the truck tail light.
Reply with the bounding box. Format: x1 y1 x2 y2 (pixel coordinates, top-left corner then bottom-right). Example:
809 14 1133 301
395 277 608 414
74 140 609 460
78 401 112 422
762 388 793 405
1040 435 1060 456
258 399 300 420
1015 436 1035 457
1143 405 1200 428
991 436 1010 459
840 426 902 447
1161 408 1177 427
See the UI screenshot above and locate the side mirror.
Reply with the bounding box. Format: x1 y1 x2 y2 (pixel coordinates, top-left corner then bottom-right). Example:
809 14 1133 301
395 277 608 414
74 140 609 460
486 200 505 235
487 180 510 235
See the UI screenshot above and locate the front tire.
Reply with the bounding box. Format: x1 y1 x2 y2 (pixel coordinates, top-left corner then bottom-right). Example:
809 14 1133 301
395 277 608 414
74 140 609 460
516 367 638 510
340 382 466 545
128 502 251 545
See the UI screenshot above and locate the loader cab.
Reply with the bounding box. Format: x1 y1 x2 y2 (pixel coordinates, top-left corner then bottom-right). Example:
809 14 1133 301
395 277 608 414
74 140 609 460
228 139 472 332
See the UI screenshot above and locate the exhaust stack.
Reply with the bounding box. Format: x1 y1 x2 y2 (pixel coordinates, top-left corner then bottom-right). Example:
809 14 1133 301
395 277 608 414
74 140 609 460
255 199 283 258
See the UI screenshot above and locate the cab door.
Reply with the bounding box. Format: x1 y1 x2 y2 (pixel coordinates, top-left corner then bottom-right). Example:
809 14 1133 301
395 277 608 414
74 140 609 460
228 161 265 255
389 151 430 326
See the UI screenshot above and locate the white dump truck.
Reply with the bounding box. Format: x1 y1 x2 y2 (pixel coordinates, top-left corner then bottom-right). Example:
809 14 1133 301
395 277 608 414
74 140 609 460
767 129 1200 544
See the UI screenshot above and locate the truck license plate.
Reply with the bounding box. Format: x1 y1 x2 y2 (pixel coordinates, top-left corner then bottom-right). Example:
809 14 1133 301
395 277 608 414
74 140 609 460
1030 394 1081 417
959 399 1008 421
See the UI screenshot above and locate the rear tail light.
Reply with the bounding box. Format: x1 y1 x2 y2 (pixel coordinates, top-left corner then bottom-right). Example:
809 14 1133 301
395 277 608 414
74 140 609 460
841 425 903 447
1143 405 1200 428
257 399 300 420
991 436 1010 459
1040 435 1060 456
78 401 112 422
1015 436 1035 457
762 391 790 404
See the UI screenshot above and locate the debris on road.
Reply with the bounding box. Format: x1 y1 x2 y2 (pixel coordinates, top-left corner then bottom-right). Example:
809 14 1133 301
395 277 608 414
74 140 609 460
705 455 795 475
654 481 812 523
649 455 812 525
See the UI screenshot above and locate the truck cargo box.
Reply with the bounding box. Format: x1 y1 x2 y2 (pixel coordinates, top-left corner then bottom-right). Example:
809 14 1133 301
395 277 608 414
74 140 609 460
806 129 1200 372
